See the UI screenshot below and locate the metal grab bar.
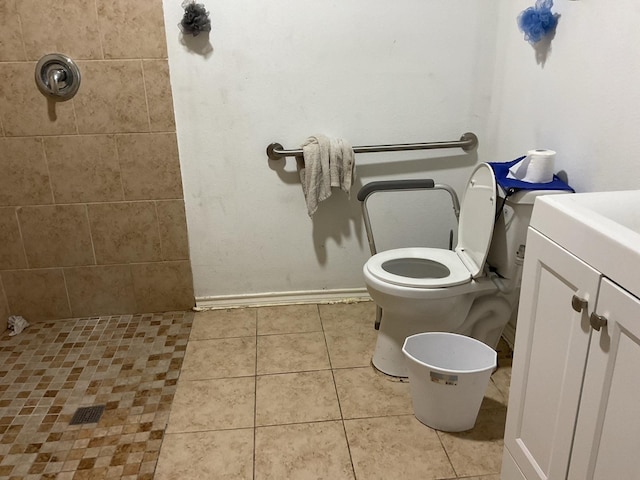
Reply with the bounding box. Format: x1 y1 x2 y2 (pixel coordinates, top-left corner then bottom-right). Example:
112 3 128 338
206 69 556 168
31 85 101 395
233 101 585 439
266 132 478 161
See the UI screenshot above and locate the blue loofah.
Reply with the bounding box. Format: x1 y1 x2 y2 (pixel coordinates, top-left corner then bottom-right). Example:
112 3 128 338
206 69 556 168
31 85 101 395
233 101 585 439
517 0 559 44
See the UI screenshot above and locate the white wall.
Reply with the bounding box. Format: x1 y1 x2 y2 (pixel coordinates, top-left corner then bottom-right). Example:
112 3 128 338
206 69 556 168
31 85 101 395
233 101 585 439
163 1 500 304
487 0 640 192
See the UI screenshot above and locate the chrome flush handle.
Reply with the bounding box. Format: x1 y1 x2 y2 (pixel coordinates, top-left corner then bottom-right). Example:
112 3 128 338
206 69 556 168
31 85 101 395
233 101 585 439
571 294 588 313
589 312 608 332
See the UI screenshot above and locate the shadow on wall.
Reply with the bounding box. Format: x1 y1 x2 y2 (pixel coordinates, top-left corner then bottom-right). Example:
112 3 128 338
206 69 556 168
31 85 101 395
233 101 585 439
268 151 477 265
532 16 560 67
179 31 214 58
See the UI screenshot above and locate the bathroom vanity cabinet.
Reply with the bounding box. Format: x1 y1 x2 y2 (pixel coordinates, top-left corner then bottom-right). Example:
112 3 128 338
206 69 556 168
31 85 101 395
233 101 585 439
501 191 640 480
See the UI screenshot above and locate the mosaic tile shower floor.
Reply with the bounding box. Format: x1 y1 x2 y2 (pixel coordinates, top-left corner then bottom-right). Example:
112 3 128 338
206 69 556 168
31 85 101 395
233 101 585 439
0 312 192 479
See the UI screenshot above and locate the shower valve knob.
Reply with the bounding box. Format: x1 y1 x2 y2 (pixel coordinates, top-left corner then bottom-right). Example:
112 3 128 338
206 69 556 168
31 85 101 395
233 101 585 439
35 53 81 101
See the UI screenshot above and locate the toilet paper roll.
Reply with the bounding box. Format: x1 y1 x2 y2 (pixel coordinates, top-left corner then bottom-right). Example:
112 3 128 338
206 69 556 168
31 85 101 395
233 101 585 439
507 149 556 183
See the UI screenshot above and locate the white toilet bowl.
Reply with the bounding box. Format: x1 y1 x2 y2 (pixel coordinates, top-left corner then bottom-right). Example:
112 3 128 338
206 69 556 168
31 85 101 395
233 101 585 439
363 163 564 377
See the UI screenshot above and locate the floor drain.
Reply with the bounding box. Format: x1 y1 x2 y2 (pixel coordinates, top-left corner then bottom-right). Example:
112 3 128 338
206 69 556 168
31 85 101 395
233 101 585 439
69 405 105 425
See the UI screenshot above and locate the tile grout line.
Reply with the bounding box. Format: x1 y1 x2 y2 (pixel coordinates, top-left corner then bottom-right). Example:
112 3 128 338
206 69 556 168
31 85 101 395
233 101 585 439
318 304 358 479
253 308 258 480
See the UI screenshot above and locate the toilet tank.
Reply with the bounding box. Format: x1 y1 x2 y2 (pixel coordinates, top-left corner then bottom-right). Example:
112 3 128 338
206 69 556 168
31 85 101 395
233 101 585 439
487 189 570 280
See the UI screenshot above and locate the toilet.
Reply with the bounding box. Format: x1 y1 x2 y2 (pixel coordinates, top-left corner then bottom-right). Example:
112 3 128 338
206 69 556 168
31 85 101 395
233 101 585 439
363 162 571 377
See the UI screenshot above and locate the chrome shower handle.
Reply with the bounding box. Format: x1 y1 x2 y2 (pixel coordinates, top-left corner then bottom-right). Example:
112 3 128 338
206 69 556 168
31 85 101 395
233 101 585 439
47 68 66 96
35 53 81 101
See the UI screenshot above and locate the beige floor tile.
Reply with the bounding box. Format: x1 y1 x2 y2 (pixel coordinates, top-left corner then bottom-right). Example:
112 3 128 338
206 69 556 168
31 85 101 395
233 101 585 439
491 365 512 402
167 378 254 433
344 415 456 479
257 304 322 335
325 327 377 369
155 429 253 479
257 332 330 375
256 370 340 426
454 476 501 480
255 421 354 480
333 366 413 419
190 309 256 339
481 378 508 410
181 337 256 380
437 406 507 477
319 301 376 332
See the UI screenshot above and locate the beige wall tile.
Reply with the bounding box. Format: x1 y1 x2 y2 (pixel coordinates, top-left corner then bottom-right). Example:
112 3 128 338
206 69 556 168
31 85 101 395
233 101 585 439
0 207 27 269
0 276 9 331
17 0 102 60
2 269 71 321
156 200 189 260
117 133 183 200
0 2 25 61
131 261 194 312
44 135 124 203
18 205 95 268
0 137 53 206
0 63 77 136
88 202 161 264
96 0 167 59
143 60 176 132
65 265 136 317
74 61 149 134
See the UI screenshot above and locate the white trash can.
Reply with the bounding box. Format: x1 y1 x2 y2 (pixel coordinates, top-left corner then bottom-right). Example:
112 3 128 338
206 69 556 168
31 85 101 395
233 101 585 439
402 332 497 432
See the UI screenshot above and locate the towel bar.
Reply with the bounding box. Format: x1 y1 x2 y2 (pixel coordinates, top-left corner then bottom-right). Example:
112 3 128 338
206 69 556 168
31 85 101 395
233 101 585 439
266 132 478 161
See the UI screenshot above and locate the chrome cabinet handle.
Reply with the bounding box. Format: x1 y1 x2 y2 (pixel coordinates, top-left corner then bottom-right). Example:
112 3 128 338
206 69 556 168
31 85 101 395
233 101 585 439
589 313 608 332
571 295 588 313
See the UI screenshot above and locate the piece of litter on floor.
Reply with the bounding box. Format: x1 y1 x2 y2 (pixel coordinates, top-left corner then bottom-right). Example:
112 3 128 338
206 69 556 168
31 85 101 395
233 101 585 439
8 315 29 336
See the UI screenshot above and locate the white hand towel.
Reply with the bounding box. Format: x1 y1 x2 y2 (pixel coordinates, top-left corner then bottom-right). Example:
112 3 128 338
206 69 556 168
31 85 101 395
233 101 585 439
300 135 332 217
7 315 29 336
329 138 356 196
300 135 355 217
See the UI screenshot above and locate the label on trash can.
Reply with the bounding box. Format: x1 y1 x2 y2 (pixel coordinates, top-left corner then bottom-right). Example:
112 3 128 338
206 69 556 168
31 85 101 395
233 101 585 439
430 371 458 386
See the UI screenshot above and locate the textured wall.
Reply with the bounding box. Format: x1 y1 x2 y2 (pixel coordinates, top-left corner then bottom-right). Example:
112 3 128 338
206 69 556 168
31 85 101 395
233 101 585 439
0 0 194 324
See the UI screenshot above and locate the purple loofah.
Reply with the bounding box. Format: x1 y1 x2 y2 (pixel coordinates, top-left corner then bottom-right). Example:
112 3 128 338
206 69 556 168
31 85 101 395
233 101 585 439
517 0 559 44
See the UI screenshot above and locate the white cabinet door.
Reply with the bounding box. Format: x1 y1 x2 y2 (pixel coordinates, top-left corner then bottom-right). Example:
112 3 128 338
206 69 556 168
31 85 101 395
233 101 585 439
568 278 640 480
503 229 601 480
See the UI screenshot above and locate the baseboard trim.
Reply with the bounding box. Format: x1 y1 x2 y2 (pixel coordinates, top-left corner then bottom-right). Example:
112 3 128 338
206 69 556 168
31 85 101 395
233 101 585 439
195 288 371 311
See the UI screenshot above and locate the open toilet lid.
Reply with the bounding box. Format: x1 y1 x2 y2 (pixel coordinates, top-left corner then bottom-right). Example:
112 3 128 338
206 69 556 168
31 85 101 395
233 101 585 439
456 163 497 278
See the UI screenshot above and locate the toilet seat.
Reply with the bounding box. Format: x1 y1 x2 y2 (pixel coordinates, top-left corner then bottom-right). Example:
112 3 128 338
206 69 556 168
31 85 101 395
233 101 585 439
364 163 498 289
365 247 472 288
